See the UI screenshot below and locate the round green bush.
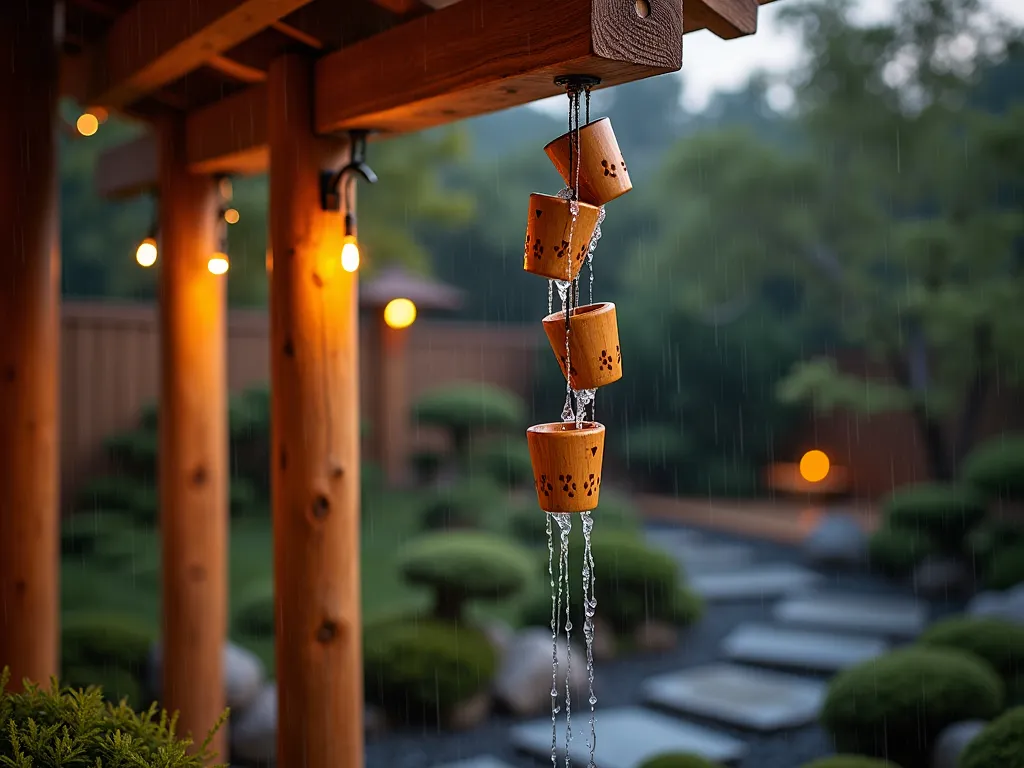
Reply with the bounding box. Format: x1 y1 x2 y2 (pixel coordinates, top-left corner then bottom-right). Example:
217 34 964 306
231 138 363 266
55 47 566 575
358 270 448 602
962 435 1024 501
60 511 136 557
883 483 987 547
364 620 496 725
821 647 1003 766
60 614 156 705
868 525 938 577
476 437 534 488
76 476 159 526
410 449 444 485
233 580 275 639
918 616 1024 690
229 478 262 518
965 521 1024 567
638 755 723 768
959 706 1024 768
396 531 532 622
984 542 1024 590
801 758 900 768
104 429 158 478
0 672 222 767
419 478 506 531
520 530 701 634
413 383 525 455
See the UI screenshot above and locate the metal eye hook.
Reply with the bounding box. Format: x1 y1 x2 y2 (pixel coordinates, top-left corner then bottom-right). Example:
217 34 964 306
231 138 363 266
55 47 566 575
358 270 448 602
319 130 378 211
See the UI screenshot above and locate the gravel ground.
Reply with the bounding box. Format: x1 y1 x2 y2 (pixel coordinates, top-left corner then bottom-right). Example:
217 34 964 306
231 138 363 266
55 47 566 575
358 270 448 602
365 522 965 768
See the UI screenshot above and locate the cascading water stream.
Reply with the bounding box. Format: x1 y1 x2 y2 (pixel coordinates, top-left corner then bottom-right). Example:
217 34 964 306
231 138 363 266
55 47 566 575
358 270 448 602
581 511 598 768
555 513 574 767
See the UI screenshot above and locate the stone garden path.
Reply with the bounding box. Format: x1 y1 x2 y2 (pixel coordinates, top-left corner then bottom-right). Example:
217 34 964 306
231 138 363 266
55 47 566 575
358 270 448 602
378 523 939 768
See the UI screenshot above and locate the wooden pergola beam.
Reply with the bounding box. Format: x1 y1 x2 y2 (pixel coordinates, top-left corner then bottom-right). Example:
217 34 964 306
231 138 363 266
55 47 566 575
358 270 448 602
85 0 314 108
684 0 759 38
314 0 682 134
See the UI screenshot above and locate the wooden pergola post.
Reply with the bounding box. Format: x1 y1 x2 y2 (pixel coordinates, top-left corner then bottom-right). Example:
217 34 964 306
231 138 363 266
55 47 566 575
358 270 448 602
157 116 228 758
373 315 410 487
0 0 61 688
268 54 363 768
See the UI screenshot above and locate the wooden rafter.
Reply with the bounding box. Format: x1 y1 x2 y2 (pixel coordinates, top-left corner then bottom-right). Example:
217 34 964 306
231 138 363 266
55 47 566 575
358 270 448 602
685 0 759 38
84 0 315 108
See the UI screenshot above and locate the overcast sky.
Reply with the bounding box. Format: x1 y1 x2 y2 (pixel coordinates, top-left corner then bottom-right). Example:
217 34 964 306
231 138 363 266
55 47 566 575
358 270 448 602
534 0 1024 115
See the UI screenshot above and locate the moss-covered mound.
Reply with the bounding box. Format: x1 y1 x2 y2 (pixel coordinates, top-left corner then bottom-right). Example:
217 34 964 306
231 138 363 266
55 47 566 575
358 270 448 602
958 706 1024 768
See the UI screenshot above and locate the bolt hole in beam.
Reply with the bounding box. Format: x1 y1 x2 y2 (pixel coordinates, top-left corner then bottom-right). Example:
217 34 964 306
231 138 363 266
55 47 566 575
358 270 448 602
635 0 651 18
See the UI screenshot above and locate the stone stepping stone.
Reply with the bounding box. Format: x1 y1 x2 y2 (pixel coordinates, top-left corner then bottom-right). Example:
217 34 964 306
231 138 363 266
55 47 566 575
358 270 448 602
510 706 748 767
774 592 928 638
646 528 706 550
670 543 755 574
642 662 826 731
431 759 516 768
721 623 888 673
689 564 821 601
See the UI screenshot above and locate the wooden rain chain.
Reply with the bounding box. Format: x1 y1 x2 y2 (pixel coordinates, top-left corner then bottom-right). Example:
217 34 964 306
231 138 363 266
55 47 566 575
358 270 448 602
521 75 632 768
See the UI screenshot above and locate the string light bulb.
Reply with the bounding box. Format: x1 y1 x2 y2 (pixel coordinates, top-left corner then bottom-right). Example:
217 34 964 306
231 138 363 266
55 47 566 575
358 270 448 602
224 208 240 224
341 232 360 273
383 298 417 330
136 237 158 267
208 254 230 275
76 112 99 136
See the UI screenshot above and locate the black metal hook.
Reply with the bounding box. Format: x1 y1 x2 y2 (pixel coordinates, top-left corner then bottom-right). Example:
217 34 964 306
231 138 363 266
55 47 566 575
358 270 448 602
320 130 378 212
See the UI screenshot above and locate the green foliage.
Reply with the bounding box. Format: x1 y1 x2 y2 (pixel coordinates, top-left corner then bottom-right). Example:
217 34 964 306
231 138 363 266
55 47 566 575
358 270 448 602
418 478 507 531
868 526 938 577
984 543 1024 590
637 755 724 768
60 614 156 705
521 531 702 633
821 648 1004 765
229 479 262 519
962 435 1024 501
959 706 1024 768
918 616 1024 692
396 531 532 621
883 483 988 547
363 620 496 724
413 383 525 456
104 430 158 479
410 449 444 486
0 670 226 768
476 437 534 489
800 758 901 768
61 512 137 557
232 581 275 639
76 477 158 526
965 521 1024 569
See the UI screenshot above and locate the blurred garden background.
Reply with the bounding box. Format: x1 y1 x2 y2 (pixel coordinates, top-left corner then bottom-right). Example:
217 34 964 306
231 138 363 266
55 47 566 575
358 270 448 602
45 0 1024 766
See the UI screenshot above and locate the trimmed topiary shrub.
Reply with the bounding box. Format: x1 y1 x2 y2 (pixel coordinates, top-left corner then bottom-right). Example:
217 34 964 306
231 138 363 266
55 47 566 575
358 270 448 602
958 706 1024 768
418 478 507 531
882 483 987 549
60 511 136 557
104 429 158 479
60 614 157 705
801 758 900 768
984 543 1024 590
477 437 534 488
918 616 1024 694
637 755 723 768
521 531 702 634
868 525 938 577
0 670 226 767
821 647 1003 766
962 435 1024 501
410 449 444 486
232 580 275 639
965 521 1024 568
229 478 262 518
364 620 496 726
396 531 532 622
413 383 525 459
76 476 159 526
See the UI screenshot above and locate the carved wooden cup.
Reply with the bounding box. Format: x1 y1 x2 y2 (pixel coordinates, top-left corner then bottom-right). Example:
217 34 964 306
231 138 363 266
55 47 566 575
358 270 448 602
542 302 622 390
544 117 632 207
527 421 606 514
523 193 601 282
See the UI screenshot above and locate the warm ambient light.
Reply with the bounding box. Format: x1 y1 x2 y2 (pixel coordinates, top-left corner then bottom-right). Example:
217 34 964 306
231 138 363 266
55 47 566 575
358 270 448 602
136 237 158 267
208 254 230 275
224 208 240 224
799 449 831 483
383 298 417 330
76 113 99 136
341 235 360 273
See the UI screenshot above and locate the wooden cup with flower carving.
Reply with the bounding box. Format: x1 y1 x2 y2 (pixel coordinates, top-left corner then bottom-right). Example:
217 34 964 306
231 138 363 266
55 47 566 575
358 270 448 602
542 302 622 391
543 117 632 207
527 421 606 513
523 193 601 281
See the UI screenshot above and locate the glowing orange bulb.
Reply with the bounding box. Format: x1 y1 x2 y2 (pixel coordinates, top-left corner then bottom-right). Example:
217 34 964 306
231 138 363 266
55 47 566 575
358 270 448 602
224 208 240 224
341 236 360 273
76 113 99 136
207 254 229 275
136 237 158 267
799 450 831 483
384 298 417 330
